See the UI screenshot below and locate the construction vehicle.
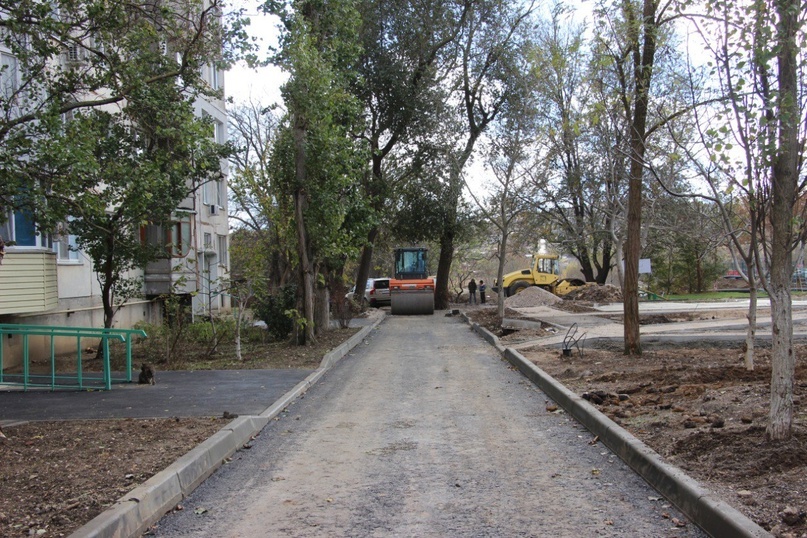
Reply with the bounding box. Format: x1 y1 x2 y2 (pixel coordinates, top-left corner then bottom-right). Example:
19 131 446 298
390 247 435 315
492 253 585 297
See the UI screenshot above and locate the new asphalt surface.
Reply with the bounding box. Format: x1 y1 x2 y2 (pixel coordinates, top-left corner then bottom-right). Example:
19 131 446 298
0 369 311 423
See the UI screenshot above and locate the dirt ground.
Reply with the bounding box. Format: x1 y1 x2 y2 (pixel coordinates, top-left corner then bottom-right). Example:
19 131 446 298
3 306 806 537
469 306 807 538
0 327 359 538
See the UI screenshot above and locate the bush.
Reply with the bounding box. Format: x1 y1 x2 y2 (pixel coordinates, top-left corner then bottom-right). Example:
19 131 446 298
253 284 297 341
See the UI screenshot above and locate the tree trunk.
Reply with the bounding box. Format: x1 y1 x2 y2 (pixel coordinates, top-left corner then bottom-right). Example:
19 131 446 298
623 156 642 355
622 0 658 355
354 226 379 309
314 277 329 337
744 275 756 370
496 234 508 320
435 232 454 310
292 117 316 345
766 0 799 441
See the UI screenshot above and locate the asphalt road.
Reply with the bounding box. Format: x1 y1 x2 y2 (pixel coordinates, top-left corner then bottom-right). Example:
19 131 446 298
0 369 311 422
153 313 706 537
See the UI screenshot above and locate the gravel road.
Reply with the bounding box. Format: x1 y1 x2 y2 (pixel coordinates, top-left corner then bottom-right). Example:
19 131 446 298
153 314 706 537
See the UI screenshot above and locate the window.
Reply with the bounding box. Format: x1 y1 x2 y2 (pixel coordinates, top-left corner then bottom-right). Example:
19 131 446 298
203 232 212 251
217 235 227 266
216 178 225 208
66 43 82 62
210 64 220 90
0 209 51 249
140 212 193 258
537 257 558 275
170 216 192 257
56 225 80 262
214 120 226 144
1 52 18 97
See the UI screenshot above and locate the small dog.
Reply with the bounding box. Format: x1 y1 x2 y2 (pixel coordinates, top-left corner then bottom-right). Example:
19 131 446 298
138 363 156 385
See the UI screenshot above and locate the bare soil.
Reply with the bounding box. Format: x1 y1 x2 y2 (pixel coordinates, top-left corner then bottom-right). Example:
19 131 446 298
4 306 807 537
0 326 360 537
468 307 807 538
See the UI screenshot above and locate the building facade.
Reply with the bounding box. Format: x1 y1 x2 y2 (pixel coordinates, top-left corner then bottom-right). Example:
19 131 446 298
0 21 231 368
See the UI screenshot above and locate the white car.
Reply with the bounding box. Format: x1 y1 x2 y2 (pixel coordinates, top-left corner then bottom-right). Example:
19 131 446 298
346 278 391 307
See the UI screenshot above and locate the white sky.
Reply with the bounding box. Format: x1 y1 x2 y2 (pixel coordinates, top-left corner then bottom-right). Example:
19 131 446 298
226 3 286 107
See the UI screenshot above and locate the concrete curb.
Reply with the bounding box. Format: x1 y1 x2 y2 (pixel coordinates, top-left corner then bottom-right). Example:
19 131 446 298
69 312 386 538
469 322 771 538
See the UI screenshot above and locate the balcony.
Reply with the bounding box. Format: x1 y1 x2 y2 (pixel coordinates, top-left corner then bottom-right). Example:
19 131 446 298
143 258 198 296
0 250 58 315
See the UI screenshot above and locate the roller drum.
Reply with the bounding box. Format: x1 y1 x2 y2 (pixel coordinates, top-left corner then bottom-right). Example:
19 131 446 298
391 290 435 315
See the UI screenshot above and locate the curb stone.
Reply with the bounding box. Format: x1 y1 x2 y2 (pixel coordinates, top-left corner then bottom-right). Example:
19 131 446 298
468 320 771 538
69 311 386 538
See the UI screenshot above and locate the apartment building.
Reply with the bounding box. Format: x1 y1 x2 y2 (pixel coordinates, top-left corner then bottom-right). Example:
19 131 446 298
0 14 231 366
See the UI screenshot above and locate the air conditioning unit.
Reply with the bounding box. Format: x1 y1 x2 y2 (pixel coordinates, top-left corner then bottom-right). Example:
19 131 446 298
209 204 218 216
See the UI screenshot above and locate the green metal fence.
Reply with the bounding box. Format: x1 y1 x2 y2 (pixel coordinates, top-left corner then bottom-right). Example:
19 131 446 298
0 324 147 391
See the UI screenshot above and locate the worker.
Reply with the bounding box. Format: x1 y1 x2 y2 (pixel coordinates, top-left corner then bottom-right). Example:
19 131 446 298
468 278 478 305
479 280 486 304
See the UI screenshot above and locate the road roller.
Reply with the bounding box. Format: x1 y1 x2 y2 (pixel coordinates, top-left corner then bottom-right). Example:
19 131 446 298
390 247 435 315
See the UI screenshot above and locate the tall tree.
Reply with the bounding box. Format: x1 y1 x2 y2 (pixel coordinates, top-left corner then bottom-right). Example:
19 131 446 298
38 93 228 328
433 0 535 310
594 0 683 354
758 0 804 441
470 113 534 319
351 0 466 301
0 0 242 214
529 5 614 284
228 101 294 290
270 0 368 343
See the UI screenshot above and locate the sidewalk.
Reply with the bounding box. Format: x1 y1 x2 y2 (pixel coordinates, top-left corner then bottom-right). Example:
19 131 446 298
508 300 807 350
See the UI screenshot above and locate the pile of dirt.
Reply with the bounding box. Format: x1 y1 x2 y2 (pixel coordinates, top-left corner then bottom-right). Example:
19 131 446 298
563 283 623 302
504 286 561 308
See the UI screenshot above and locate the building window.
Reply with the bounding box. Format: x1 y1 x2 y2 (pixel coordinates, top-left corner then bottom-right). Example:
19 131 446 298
56 226 80 262
170 215 193 257
217 235 227 266
210 64 220 90
65 43 83 63
140 212 193 258
0 209 51 249
203 232 213 251
1 52 18 97
216 178 225 208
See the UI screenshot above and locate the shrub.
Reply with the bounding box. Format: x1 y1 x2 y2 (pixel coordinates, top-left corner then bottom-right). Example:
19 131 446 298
253 284 297 341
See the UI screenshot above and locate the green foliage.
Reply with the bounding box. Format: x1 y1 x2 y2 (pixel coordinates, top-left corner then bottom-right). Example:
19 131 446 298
253 284 298 340
0 0 251 212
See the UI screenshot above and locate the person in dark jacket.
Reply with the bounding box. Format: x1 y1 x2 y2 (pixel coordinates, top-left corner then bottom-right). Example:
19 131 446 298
468 278 478 305
479 280 486 304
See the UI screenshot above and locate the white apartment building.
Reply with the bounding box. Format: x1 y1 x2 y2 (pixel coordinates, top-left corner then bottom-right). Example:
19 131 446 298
0 26 231 367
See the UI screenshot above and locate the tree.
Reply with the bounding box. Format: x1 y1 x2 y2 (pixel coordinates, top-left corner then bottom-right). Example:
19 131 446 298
468 103 535 319
686 0 807 440
529 5 615 284
351 0 466 301
37 91 227 329
228 229 269 361
644 197 724 294
228 101 294 290
753 0 804 441
270 0 369 344
433 0 535 310
0 0 242 214
593 0 687 354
